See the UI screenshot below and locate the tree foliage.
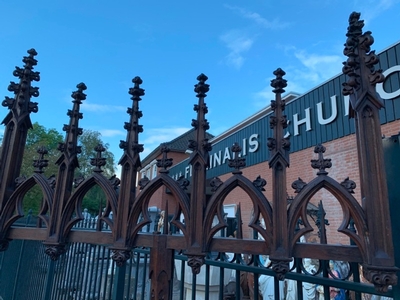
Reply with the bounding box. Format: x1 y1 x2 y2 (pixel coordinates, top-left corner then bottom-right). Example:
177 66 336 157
77 130 116 216
77 130 115 178
21 122 63 178
19 123 116 216
21 123 63 215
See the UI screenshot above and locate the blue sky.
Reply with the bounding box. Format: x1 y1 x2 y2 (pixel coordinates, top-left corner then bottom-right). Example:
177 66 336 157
1 0 400 172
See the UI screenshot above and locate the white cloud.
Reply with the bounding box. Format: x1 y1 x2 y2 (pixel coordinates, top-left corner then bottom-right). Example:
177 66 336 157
138 127 191 158
220 6 290 70
253 89 275 109
220 30 254 69
254 49 343 104
224 5 290 30
99 129 125 137
292 50 342 85
82 102 126 113
295 51 341 72
356 0 400 24
142 127 190 145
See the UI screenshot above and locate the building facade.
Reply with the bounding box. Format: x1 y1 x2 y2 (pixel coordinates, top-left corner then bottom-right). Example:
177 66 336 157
138 128 214 214
141 41 400 243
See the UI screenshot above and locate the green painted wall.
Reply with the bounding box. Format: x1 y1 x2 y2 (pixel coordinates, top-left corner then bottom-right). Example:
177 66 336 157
170 42 400 179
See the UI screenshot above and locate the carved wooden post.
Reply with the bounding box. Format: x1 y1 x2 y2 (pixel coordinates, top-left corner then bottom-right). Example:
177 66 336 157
146 145 176 299
0 49 39 211
342 12 398 292
43 83 86 259
149 234 174 299
267 68 292 279
186 74 212 273
111 76 145 265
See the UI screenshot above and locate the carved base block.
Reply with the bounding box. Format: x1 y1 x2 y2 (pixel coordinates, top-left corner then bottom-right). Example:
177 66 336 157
187 255 205 275
270 258 292 280
45 244 67 261
111 249 132 267
363 264 398 293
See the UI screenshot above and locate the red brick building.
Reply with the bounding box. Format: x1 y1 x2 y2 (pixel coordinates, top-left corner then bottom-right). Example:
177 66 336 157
140 41 400 244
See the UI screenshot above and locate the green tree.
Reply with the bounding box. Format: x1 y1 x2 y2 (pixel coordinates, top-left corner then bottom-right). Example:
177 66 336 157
77 130 116 217
21 122 63 215
19 124 116 216
77 130 115 178
21 122 63 177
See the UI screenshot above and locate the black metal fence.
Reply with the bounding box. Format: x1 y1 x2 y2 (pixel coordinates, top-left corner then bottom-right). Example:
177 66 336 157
0 212 396 300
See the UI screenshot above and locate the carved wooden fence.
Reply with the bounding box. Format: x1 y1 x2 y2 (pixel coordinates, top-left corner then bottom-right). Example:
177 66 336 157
0 12 398 299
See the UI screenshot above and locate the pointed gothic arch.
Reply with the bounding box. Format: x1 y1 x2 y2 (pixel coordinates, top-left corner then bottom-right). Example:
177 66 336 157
288 174 368 260
204 173 273 250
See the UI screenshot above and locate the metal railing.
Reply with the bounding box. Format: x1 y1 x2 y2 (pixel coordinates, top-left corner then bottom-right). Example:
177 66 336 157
0 211 394 300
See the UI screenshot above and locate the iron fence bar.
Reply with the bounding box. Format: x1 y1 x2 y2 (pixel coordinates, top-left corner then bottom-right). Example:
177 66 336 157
107 259 115 300
90 244 101 299
220 264 225 300
25 251 34 300
97 246 106 300
101 246 111 300
38 244 49 300
170 254 178 300
253 256 259 300
74 242 86 299
205 257 394 297
179 255 185 300
112 259 126 300
80 242 91 299
253 272 259 300
85 243 94 299
132 251 140 300
86 244 97 299
295 258 304 300
42 258 55 300
125 252 133 300
322 260 330 300
80 243 89 299
29 264 39 300
191 272 196 300
1 239 396 299
235 260 240 300
50 258 57 300
140 252 148 299
274 276 280 300
26 241 43 300
351 263 362 300
92 245 101 300
51 255 62 300
63 244 75 300
11 239 24 300
205 263 210 300
63 243 74 300
0 251 3 292
75 243 85 299
67 242 79 299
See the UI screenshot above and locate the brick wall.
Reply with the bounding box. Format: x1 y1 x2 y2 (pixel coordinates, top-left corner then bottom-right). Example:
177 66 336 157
219 119 400 243
141 119 400 243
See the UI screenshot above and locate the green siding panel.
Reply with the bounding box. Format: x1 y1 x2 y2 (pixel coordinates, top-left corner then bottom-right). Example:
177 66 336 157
169 42 400 179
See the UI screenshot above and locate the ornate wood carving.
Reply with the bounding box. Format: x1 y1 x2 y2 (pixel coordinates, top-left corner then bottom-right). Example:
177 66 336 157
268 68 291 279
0 12 398 298
184 74 211 274
342 11 398 291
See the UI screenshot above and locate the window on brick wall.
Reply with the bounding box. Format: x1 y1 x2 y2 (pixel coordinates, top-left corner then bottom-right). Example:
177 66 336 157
152 164 157 179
